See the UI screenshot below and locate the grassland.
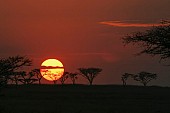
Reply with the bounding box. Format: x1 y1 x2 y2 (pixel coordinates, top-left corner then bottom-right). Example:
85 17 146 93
0 84 170 113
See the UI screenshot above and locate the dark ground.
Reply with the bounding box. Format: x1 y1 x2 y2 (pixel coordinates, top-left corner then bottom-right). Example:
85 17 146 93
0 84 170 113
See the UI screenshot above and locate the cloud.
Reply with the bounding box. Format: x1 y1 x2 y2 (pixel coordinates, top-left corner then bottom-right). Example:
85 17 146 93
99 20 162 27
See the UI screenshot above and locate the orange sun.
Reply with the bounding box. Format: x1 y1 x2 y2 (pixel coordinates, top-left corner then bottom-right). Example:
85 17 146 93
40 59 64 81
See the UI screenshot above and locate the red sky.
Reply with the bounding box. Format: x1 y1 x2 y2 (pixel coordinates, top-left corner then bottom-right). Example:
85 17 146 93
0 0 170 86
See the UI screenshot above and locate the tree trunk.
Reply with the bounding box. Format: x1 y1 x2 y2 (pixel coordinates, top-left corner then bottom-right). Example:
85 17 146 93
72 79 75 85
14 76 18 85
143 83 147 86
123 81 126 86
38 79 41 84
53 80 57 84
15 80 18 85
61 81 64 85
89 80 93 85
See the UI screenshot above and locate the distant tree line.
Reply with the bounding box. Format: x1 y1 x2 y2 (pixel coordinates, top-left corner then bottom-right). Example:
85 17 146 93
0 56 43 88
121 71 157 86
0 55 103 90
57 68 102 85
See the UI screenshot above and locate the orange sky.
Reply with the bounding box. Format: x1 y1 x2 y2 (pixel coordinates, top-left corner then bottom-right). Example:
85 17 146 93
0 0 170 86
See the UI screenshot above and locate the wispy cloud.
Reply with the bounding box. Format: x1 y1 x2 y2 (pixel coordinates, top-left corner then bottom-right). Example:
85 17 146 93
99 20 161 27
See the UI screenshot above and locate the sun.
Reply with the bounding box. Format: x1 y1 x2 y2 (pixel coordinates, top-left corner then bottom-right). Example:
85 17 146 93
40 59 64 81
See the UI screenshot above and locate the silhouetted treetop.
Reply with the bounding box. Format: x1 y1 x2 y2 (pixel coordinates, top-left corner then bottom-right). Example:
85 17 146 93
31 69 42 84
0 55 32 86
121 73 133 86
132 71 157 86
8 56 32 69
59 72 69 85
69 72 79 85
78 67 102 85
123 21 170 60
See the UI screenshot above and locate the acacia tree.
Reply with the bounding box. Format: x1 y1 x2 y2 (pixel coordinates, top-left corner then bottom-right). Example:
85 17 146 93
59 72 69 85
0 58 11 86
121 73 133 86
123 21 170 61
31 69 42 84
41 69 58 84
69 72 79 85
18 71 38 84
132 71 157 86
78 68 102 85
10 71 26 85
0 56 32 86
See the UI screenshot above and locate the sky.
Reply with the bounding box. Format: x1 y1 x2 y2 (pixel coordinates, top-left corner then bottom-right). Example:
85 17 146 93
0 0 170 86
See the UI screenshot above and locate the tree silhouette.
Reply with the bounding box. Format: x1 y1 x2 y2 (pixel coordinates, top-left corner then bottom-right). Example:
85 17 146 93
0 74 6 88
69 72 79 85
0 56 32 86
41 69 65 84
41 69 58 84
123 21 170 60
121 73 133 86
31 69 42 84
132 71 157 86
10 71 26 85
59 72 69 85
78 68 102 85
18 71 38 84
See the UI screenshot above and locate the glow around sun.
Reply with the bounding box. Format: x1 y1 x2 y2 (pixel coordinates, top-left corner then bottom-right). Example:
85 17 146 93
40 59 64 81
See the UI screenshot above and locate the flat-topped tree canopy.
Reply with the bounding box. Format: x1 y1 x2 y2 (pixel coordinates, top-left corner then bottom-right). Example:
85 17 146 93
78 67 102 85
